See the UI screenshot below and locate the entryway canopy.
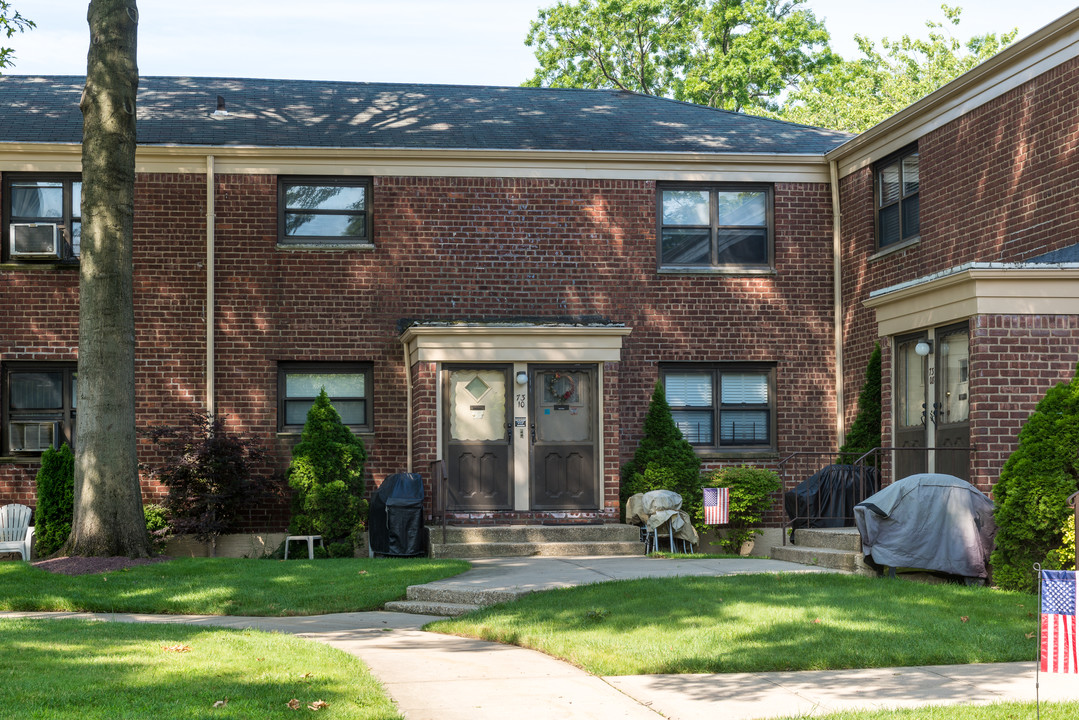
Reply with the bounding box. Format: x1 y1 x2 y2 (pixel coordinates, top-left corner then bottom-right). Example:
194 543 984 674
399 321 632 364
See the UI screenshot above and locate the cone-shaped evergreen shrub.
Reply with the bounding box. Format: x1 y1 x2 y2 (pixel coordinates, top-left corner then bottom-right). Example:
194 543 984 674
838 343 882 465
991 364 1079 592
288 389 368 557
34 443 75 557
621 381 703 530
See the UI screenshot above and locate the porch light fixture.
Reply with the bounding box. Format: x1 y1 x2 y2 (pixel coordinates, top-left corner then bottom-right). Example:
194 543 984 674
516 371 528 385
915 340 932 357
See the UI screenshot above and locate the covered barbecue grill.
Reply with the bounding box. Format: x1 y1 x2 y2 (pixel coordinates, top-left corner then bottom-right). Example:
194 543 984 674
368 472 427 557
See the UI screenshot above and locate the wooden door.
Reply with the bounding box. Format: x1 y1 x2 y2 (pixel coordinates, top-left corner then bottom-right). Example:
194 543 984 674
530 367 597 510
444 366 512 510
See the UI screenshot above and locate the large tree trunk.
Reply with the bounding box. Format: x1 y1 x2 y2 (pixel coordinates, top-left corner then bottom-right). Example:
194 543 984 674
64 0 149 558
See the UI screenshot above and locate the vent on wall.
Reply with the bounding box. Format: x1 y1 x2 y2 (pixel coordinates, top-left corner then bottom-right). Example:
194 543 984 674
8 421 58 452
10 223 60 258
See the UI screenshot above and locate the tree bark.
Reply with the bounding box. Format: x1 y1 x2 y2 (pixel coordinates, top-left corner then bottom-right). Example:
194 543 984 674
64 0 149 558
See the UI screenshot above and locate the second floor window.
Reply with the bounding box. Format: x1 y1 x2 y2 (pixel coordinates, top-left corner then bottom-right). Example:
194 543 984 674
658 184 772 271
3 174 81 262
876 146 919 248
278 177 372 247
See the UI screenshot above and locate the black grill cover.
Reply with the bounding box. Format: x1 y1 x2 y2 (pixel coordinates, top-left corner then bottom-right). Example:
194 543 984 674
784 464 880 531
368 472 426 557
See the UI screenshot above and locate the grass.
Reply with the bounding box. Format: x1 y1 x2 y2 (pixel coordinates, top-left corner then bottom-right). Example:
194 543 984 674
0 617 400 719
0 557 470 616
430 573 1038 676
777 702 1079 719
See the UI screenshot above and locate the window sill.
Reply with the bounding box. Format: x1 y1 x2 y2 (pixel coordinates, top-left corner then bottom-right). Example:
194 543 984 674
0 454 45 464
276 431 375 439
869 235 920 261
276 241 375 252
695 450 779 461
658 266 776 277
0 260 79 271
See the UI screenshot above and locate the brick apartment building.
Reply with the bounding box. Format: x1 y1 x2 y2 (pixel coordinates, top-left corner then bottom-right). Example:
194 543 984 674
3 8 1079 537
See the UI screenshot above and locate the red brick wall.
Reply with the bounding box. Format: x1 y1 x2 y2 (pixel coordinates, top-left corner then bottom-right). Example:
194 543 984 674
840 54 1079 488
2 173 837 530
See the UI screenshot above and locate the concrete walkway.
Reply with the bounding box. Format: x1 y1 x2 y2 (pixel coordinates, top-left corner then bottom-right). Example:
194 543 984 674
8 556 1078 719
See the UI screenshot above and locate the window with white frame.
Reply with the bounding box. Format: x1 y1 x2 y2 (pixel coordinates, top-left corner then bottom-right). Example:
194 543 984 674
662 365 775 451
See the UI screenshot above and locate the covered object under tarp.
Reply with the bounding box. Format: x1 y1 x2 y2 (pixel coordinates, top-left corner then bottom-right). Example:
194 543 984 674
368 472 427 557
784 464 880 530
853 473 995 579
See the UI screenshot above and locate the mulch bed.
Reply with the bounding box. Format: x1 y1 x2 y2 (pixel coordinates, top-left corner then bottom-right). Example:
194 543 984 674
30 555 171 576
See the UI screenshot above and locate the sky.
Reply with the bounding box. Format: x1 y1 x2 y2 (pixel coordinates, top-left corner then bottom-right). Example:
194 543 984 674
3 1 1077 86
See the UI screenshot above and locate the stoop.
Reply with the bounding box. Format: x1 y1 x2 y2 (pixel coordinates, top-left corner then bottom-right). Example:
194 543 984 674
427 524 643 559
770 527 877 576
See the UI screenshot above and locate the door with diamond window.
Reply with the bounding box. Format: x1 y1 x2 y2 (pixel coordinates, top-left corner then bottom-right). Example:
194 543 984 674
444 366 513 510
530 367 597 510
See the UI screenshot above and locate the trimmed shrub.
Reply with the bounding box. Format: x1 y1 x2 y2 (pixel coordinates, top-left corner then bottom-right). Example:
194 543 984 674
838 343 882 465
709 466 781 553
143 503 171 555
143 412 277 555
288 389 368 556
621 380 703 530
34 443 75 557
991 364 1079 592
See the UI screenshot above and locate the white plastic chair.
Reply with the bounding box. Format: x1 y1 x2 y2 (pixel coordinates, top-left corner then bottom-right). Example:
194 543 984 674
0 504 33 560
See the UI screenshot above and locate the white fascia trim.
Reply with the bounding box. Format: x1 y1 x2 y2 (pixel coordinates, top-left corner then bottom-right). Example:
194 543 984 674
0 142 832 183
828 8 1079 177
400 323 632 365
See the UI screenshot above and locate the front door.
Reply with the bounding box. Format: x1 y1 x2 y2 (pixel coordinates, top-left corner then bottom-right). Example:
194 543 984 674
895 334 929 479
444 366 513 510
530 366 597 510
934 325 970 481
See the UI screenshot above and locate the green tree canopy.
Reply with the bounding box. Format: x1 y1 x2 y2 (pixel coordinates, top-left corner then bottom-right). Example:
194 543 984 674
770 5 1017 132
524 0 833 112
0 1 34 71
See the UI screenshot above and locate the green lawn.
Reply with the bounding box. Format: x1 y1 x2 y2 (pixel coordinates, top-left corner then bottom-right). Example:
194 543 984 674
0 617 400 720
430 573 1038 676
0 557 470 616
779 701 1079 719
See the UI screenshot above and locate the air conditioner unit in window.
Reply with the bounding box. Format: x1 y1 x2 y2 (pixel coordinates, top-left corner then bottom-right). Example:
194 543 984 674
8 421 59 452
10 223 60 258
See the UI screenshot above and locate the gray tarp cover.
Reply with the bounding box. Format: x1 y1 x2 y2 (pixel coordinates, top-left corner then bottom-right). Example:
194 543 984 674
853 473 996 578
625 490 699 544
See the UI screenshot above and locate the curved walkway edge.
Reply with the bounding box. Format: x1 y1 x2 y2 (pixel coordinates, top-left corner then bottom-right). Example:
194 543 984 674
4 609 1075 719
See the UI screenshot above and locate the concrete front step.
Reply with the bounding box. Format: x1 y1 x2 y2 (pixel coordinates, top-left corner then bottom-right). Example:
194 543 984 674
383 599 481 617
789 527 863 552
429 540 644 559
771 544 876 576
429 524 640 544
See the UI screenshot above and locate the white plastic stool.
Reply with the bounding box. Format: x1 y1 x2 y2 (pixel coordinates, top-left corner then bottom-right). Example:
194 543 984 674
283 534 324 559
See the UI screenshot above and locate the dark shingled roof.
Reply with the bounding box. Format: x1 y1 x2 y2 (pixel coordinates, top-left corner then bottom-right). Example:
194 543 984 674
0 75 850 154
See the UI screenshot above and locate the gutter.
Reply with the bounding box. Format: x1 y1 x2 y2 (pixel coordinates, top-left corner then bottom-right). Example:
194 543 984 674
830 159 845 447
206 154 215 415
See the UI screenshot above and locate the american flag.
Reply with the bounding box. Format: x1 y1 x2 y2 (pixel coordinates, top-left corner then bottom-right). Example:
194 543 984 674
703 487 729 525
1041 569 1079 674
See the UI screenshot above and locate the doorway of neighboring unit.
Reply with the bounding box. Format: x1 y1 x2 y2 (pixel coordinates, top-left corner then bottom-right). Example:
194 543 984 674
894 323 970 481
443 365 513 510
529 365 598 510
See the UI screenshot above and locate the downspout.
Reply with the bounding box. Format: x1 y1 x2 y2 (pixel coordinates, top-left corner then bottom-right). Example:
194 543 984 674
206 155 215 416
830 159 846 447
403 342 413 473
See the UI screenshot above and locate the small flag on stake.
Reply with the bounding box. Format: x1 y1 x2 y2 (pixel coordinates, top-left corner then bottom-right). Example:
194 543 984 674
703 487 729 526
1040 569 1078 674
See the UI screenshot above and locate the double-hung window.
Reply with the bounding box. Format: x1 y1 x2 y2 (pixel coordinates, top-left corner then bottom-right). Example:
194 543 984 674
2 174 81 262
662 365 775 452
278 177 372 248
3 363 77 454
876 146 919 248
658 184 773 271
278 363 373 433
